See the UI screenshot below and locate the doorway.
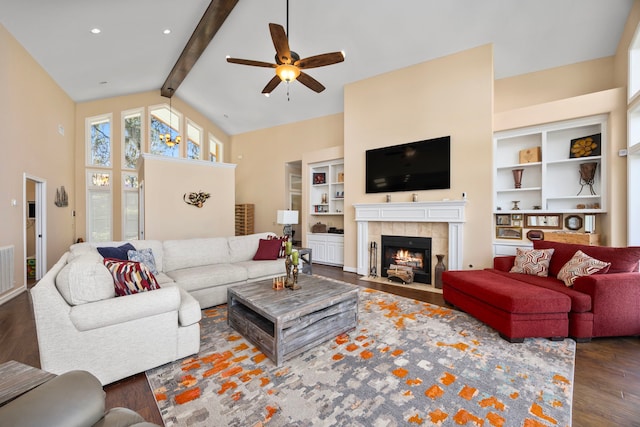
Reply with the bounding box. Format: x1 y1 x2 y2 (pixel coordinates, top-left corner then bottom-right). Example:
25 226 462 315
23 174 46 283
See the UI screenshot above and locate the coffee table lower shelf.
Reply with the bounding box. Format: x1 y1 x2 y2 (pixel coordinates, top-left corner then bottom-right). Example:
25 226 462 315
227 277 359 366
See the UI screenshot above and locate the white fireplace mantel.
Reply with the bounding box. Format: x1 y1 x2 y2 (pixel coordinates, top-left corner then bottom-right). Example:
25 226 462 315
354 200 466 275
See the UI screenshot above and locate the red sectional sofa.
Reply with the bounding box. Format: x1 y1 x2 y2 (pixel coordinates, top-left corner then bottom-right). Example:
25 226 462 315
442 240 640 342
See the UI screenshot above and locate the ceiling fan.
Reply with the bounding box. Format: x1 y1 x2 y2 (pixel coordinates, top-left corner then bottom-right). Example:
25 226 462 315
226 3 344 95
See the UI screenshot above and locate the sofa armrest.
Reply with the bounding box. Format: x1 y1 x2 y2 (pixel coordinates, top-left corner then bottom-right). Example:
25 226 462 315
0 370 105 427
70 286 181 331
573 273 640 312
493 256 515 272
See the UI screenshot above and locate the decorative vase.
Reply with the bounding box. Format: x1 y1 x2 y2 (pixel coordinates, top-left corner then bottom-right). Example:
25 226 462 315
434 254 446 289
512 200 520 210
321 193 328 204
577 162 597 195
512 168 524 189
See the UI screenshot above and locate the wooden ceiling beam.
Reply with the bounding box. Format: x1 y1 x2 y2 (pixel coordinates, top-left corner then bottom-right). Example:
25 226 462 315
161 0 239 98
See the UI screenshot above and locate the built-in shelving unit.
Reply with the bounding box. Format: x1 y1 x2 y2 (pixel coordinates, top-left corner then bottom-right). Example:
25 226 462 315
309 159 344 215
494 115 607 214
493 115 608 255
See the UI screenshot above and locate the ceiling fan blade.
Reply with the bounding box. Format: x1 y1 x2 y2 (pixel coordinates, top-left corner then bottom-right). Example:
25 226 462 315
262 75 282 94
226 57 276 68
269 23 292 64
296 52 345 69
297 72 325 93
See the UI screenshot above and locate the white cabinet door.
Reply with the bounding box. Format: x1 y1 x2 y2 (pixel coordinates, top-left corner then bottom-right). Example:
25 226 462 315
307 236 327 263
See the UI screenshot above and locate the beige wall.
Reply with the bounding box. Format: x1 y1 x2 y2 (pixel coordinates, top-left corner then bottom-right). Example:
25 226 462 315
139 155 235 240
231 114 344 235
74 91 230 242
494 57 615 113
344 45 495 271
0 24 76 295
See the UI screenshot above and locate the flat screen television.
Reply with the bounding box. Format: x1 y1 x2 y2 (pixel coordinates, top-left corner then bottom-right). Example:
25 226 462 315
365 136 451 193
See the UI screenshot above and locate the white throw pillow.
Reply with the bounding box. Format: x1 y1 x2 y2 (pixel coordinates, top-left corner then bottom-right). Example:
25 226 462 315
55 253 115 305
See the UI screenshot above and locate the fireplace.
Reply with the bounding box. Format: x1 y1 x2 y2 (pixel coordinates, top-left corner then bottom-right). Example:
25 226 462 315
381 235 431 284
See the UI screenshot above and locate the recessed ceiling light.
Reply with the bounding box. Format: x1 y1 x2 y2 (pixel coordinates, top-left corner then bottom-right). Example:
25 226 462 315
163 29 171 35
90 28 101 34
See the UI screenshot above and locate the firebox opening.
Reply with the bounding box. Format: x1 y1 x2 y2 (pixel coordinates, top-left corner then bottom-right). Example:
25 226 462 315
381 235 432 284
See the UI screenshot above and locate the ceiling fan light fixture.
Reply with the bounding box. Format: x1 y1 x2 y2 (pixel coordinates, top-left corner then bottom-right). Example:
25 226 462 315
276 64 300 82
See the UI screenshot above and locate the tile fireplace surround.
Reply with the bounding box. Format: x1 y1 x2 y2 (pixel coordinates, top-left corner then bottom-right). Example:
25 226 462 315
354 200 466 276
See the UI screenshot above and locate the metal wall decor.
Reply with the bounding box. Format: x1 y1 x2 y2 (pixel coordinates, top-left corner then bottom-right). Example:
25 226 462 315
183 191 210 208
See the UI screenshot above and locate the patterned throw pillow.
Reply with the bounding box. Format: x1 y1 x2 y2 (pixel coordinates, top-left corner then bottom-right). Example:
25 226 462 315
267 235 289 258
509 248 555 277
103 258 160 296
127 248 158 274
557 250 611 287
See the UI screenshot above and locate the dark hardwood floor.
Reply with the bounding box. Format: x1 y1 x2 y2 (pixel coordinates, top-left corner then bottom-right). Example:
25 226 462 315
1 265 639 426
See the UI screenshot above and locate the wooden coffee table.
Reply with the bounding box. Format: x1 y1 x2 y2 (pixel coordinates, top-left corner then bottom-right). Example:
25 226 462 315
227 275 359 366
0 361 56 406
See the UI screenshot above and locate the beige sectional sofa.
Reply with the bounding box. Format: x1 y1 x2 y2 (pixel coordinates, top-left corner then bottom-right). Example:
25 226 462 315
30 232 286 385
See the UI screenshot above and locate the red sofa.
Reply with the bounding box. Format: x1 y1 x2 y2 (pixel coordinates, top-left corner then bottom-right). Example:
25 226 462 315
442 240 640 342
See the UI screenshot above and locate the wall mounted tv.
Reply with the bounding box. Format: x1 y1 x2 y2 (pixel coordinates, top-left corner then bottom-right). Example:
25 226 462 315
365 136 451 193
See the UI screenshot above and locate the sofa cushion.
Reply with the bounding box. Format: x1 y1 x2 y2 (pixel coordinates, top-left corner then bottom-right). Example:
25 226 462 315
534 241 640 276
227 232 274 263
127 248 158 274
557 250 611 287
97 243 136 260
235 259 286 280
509 248 554 277
443 270 571 314
166 263 247 292
487 269 592 312
253 239 282 260
55 253 115 305
103 258 160 296
163 238 231 272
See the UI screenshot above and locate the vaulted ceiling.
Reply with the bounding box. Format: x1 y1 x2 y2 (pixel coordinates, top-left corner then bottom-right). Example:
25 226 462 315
0 0 634 135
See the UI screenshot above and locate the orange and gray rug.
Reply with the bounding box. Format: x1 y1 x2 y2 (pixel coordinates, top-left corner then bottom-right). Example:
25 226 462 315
146 287 575 426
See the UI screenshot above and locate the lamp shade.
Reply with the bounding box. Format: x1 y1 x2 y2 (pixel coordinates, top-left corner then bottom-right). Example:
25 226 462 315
276 210 299 225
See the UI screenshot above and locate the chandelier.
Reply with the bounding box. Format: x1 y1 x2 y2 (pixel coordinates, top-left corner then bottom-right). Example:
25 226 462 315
159 88 181 147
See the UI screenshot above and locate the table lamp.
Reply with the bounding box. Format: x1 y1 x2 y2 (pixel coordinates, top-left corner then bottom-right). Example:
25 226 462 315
276 210 299 238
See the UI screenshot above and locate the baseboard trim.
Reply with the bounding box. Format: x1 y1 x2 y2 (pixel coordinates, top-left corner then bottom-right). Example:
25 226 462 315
0 285 27 306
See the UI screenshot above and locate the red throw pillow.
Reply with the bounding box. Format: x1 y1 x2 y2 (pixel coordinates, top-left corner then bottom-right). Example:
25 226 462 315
253 238 282 260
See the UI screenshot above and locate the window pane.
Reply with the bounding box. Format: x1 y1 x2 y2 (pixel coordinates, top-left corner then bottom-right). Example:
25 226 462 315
89 118 111 166
123 174 138 189
209 135 222 163
88 190 111 242
91 173 110 187
187 121 202 160
123 113 141 169
150 106 180 158
123 191 138 240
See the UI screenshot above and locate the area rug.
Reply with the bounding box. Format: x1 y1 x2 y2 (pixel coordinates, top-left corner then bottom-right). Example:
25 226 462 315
146 283 575 427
